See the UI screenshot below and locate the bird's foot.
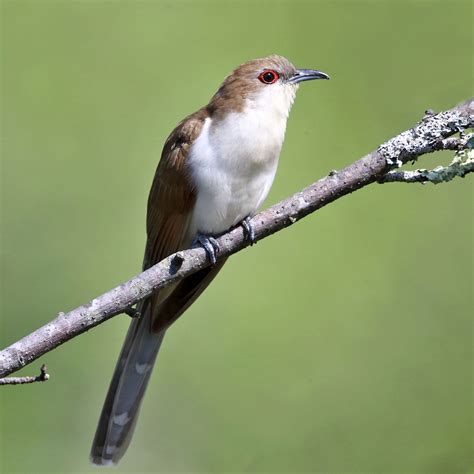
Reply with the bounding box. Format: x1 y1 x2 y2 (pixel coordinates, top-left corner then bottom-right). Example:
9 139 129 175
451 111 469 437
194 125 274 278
193 233 220 265
242 216 256 245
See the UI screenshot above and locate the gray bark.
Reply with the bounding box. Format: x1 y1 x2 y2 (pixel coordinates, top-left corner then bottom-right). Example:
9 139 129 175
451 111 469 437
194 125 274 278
0 99 472 379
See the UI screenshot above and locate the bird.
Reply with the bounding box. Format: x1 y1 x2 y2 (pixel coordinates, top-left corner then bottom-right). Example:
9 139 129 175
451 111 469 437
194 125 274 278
90 54 329 465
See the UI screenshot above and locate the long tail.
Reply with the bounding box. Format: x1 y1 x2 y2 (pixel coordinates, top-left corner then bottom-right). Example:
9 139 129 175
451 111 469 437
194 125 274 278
90 301 164 466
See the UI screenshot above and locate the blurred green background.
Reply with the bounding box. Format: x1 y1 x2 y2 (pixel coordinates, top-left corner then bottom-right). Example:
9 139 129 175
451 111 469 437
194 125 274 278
1 0 472 472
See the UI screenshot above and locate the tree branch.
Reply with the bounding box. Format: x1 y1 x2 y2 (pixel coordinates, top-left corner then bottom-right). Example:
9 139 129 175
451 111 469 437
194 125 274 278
1 99 472 379
0 364 49 385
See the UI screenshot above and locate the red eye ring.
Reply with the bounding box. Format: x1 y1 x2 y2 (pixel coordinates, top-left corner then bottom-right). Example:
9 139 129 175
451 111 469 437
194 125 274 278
258 69 279 84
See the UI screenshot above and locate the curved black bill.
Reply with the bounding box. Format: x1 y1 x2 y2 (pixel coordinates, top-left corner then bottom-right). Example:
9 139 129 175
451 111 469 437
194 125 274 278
289 69 330 84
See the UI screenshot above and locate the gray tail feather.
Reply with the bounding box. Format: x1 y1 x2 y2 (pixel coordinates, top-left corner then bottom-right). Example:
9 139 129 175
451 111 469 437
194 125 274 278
90 301 165 466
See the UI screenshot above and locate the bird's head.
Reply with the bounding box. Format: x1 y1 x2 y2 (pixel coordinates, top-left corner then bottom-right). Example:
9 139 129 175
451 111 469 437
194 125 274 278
208 55 329 119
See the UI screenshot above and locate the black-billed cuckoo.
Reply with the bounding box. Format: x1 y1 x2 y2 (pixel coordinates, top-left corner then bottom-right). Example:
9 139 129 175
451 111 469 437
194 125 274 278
91 54 329 465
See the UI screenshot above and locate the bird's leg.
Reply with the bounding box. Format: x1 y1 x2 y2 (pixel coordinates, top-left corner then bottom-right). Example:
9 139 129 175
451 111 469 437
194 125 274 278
241 216 256 245
193 233 220 265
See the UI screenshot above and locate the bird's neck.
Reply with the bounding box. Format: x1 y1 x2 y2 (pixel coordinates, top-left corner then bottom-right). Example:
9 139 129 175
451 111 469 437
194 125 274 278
207 85 298 160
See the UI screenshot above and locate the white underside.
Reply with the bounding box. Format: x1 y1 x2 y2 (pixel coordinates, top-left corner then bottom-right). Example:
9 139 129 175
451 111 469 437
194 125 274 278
188 83 297 235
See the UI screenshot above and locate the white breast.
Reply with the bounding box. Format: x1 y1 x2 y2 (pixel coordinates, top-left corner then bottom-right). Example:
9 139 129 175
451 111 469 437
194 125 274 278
188 84 297 236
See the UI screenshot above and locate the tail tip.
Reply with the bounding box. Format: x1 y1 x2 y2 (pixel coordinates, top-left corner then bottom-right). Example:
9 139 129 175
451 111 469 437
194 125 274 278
90 452 118 467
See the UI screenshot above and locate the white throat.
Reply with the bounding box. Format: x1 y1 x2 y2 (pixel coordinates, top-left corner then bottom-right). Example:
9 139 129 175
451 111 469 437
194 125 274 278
188 83 298 236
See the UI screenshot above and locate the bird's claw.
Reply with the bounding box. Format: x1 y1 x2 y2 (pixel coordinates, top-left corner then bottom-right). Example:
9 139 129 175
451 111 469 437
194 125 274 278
242 216 256 245
193 233 220 265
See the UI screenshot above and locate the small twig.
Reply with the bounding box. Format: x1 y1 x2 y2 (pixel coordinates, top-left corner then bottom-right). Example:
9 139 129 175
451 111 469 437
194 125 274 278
0 364 49 386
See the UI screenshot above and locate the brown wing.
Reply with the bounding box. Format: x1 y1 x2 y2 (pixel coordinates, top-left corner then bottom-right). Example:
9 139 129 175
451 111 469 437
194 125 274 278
144 108 208 271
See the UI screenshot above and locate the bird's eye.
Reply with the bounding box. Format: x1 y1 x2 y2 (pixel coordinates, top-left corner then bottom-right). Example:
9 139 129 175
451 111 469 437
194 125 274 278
258 69 279 84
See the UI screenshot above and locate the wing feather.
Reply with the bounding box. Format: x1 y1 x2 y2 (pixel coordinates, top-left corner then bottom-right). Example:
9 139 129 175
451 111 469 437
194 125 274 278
144 107 225 329
143 110 208 270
